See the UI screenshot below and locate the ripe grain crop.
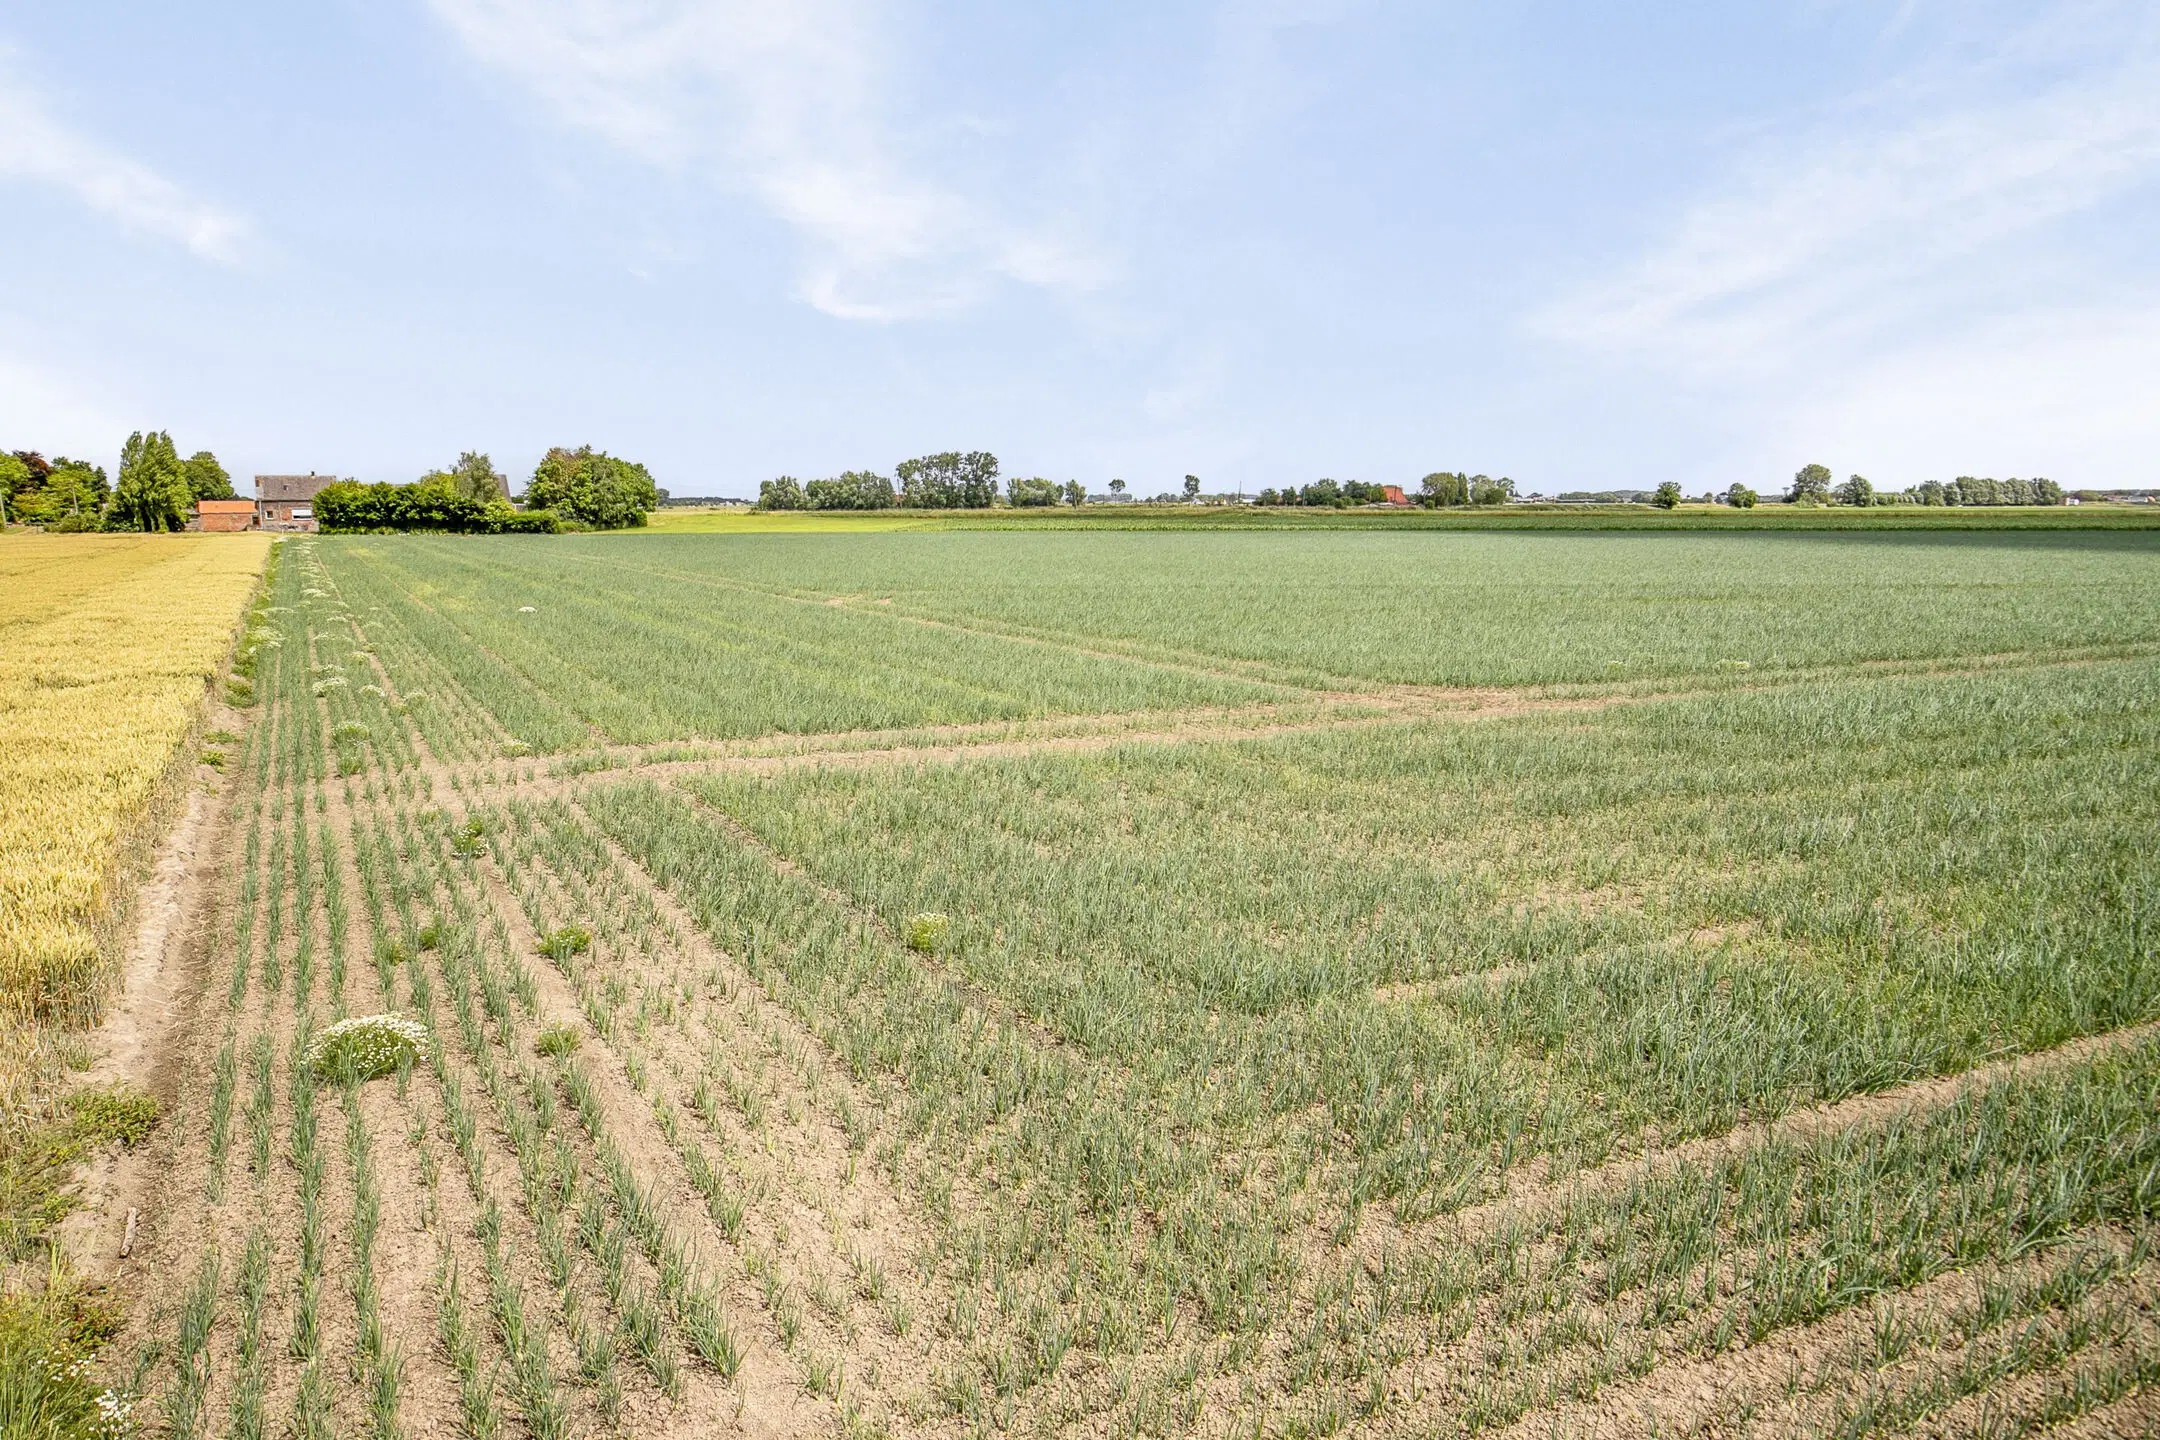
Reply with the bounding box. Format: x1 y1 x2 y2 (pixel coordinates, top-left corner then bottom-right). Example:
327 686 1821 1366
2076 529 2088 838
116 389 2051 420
55 527 2160 1439
0 535 269 1027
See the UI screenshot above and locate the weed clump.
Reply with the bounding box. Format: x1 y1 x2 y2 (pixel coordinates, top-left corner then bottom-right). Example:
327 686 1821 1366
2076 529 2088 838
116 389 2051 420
535 1024 581 1059
303 1015 427 1082
67 1084 160 1150
416 920 443 951
449 819 487 859
905 912 950 953
375 937 411 967
539 926 591 962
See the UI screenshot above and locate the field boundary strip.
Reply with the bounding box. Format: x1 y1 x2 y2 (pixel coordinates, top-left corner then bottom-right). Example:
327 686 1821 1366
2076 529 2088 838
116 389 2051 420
533 546 1346 692
1477 1225 2157 1440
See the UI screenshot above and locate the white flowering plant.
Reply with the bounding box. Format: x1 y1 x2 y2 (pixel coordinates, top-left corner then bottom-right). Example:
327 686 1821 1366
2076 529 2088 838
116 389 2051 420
304 1014 428 1081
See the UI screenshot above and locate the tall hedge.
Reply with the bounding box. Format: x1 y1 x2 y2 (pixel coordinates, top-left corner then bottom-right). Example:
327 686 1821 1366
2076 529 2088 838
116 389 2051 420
316 477 560 533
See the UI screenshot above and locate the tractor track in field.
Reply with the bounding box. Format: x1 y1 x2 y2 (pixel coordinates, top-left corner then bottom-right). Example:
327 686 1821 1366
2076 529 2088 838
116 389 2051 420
398 641 2160 809
1341 1015 2160 1270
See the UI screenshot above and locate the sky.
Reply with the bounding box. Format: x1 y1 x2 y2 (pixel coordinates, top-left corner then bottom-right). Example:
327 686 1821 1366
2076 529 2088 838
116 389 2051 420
2 0 2157 497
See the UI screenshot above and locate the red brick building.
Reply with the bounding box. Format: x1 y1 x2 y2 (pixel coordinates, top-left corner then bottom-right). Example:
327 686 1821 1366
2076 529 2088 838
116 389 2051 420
256 473 336 531
190 499 259 532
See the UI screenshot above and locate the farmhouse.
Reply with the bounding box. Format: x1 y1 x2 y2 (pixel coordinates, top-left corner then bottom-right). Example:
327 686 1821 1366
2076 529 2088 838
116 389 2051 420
189 498 258 532
256 473 336 531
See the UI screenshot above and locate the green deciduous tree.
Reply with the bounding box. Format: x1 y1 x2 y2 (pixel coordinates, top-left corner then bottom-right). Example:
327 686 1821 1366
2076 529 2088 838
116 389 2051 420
1108 478 1125 497
1836 473 1874 507
1788 462 1833 504
1419 472 1468 507
1723 483 1758 508
1063 479 1086 506
1183 474 1201 500
36 462 108 529
804 471 895 510
182 450 234 500
525 446 659 528
0 452 28 524
111 430 191 531
896 451 999 508
1470 474 1515 506
424 451 509 503
1652 481 1682 509
757 477 806 511
1006 476 1060 507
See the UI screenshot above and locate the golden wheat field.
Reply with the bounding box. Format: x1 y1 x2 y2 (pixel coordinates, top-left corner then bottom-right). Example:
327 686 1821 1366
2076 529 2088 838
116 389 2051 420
0 534 270 1026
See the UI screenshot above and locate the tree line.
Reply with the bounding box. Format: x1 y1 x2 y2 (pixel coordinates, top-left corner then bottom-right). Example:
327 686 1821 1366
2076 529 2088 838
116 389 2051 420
1768 464 2064 508
316 447 659 533
757 452 1083 511
2 434 233 531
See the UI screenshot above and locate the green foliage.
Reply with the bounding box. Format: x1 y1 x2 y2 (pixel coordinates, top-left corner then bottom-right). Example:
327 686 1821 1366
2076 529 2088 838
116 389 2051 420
538 925 591 961
1419 471 1470 507
1723 483 1758 508
315 478 560 534
450 818 488 858
897 451 999 508
1063 479 1086 507
803 471 895 510
109 430 189 531
904 912 950 953
1837 472 1874 507
181 451 233 500
0 453 29 524
757 476 806 511
1788 461 1834 504
424 451 509 503
1469 473 1515 505
65 1086 159 1150
1006 476 1061 508
303 1014 426 1081
1652 481 1683 509
524 446 658 529
1183 475 1201 500
534 1024 581 1058
0 1285 132 1440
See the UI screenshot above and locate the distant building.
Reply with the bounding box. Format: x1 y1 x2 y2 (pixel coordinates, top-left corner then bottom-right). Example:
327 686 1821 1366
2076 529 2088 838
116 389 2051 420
257 473 336 531
190 499 258 532
1381 485 1409 506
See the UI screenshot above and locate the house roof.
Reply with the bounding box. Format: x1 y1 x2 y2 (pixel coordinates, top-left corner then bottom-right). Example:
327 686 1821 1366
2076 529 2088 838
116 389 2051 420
196 499 257 512
257 473 335 501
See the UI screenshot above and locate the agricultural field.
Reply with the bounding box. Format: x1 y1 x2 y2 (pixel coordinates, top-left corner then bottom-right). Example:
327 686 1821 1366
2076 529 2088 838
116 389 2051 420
0 534 269 1081
26 523 2160 1439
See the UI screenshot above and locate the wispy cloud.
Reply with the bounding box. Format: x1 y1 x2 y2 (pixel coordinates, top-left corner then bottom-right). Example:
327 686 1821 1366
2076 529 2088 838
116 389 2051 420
0 46 248 262
1536 13 2160 374
428 0 1102 319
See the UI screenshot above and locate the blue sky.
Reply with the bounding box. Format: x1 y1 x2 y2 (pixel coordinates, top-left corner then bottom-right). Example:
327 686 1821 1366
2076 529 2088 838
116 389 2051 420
3 0 2157 496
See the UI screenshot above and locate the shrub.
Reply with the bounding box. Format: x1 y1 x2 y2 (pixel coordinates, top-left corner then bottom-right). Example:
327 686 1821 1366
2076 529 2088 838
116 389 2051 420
303 1015 426 1082
535 1024 581 1058
315 478 563 534
905 913 950 953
